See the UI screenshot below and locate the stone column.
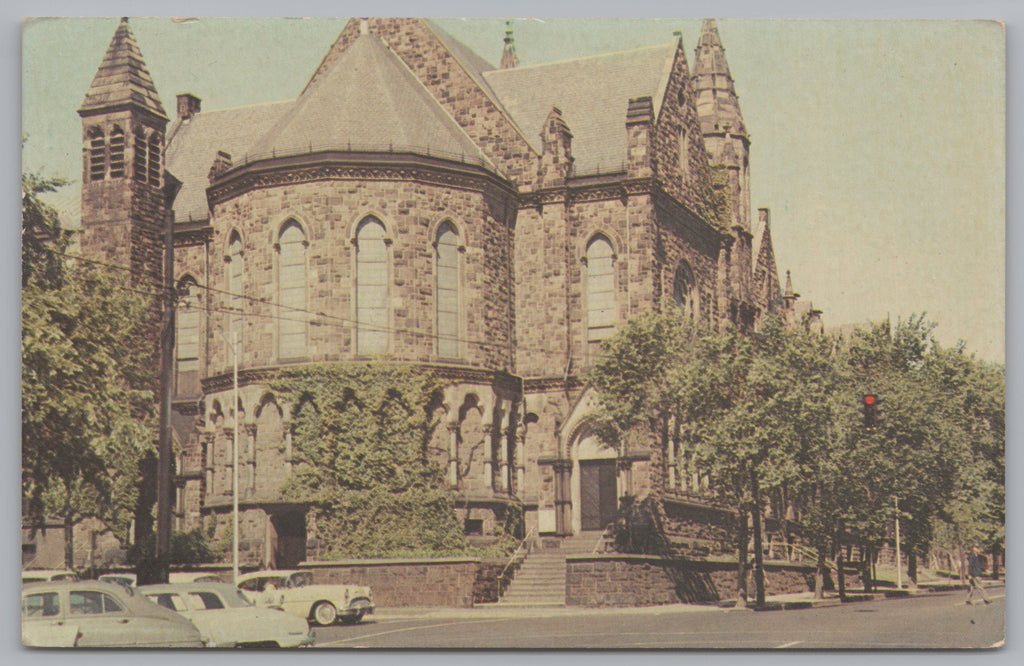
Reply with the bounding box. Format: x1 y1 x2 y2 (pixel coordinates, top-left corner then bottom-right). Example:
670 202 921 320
553 460 573 536
245 423 258 497
515 426 527 497
447 422 460 488
282 420 293 475
617 459 633 498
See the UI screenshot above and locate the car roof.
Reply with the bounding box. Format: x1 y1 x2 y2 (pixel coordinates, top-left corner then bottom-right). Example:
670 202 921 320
236 569 308 580
21 569 77 579
139 582 241 594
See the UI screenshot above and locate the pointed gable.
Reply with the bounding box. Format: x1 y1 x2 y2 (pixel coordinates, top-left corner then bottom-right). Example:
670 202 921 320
484 44 676 176
246 33 491 169
78 18 166 119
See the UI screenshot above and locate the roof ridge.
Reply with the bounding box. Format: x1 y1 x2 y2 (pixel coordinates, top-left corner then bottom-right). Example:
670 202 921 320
484 42 676 76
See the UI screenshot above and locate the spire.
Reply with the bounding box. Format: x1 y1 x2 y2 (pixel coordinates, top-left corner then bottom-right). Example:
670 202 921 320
79 17 166 119
784 270 794 298
692 18 745 139
500 20 519 69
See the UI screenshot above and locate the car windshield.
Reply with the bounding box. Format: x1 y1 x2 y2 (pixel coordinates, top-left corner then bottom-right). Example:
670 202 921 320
233 589 254 606
288 572 312 588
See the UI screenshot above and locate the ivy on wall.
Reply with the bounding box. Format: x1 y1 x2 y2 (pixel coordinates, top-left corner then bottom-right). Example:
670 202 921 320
270 363 471 558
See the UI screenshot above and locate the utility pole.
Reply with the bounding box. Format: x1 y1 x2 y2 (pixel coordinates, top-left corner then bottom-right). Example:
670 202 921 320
232 329 240 584
154 178 181 584
894 496 902 590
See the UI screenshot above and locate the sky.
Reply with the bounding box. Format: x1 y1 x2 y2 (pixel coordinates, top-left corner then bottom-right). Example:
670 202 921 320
21 16 1006 362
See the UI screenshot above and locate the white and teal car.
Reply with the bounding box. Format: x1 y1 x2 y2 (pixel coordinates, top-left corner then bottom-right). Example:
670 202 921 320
141 582 314 648
236 570 374 626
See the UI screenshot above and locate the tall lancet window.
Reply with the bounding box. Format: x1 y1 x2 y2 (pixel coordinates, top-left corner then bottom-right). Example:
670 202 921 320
133 129 148 183
147 133 162 185
674 261 697 322
227 232 244 349
176 276 200 396
355 217 388 356
435 222 460 359
278 220 307 359
586 235 616 354
679 125 689 186
109 126 126 178
87 128 106 182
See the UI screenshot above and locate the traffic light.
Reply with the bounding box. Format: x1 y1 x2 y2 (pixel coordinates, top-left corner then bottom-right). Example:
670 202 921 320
861 393 882 429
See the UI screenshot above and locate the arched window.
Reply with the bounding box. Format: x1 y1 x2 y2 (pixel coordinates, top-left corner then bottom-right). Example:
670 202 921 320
435 222 460 358
586 235 616 353
227 232 244 347
176 276 200 396
678 125 689 186
278 221 307 359
133 129 148 183
147 133 162 185
87 128 106 182
109 126 125 179
355 217 388 355
674 261 697 321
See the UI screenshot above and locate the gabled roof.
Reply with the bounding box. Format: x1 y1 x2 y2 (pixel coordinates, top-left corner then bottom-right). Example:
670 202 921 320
79 18 166 119
165 101 292 223
246 32 492 170
483 43 677 176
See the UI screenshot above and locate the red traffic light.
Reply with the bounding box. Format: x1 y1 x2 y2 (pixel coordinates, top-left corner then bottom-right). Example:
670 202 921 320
863 394 877 406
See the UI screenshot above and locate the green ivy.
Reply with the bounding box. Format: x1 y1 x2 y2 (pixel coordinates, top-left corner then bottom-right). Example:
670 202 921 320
270 363 472 558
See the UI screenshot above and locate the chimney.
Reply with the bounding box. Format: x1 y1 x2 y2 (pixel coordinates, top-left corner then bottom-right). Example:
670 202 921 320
208 151 232 182
177 93 201 121
625 96 654 178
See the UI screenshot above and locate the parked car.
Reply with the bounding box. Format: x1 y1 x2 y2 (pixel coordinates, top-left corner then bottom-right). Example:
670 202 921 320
22 569 78 584
236 570 374 626
140 582 314 648
22 580 205 648
168 572 223 583
98 573 136 588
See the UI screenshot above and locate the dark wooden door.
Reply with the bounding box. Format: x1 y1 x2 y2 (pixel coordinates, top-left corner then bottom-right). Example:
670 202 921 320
580 459 617 531
271 511 307 569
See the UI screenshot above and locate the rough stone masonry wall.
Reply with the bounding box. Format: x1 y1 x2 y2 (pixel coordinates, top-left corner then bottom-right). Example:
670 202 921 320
207 177 514 372
566 555 860 607
304 558 482 607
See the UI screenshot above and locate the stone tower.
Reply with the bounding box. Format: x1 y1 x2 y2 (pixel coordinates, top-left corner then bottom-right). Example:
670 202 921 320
692 19 755 324
78 17 170 290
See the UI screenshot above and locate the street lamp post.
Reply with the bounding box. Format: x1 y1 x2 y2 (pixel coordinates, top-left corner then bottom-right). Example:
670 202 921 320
232 329 239 584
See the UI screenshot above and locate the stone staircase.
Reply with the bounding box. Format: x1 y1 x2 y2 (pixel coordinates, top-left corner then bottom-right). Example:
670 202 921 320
497 531 607 606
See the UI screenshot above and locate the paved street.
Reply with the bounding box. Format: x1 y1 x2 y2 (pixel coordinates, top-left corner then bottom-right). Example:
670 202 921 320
313 585 1005 649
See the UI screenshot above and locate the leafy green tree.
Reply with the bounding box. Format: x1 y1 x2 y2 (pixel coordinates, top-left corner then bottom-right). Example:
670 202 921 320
271 364 471 558
22 170 157 567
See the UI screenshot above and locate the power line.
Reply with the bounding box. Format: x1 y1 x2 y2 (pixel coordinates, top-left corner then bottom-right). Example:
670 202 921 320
41 246 571 360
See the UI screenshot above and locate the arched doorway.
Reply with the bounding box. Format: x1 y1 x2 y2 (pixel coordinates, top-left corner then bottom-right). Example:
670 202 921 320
572 434 618 533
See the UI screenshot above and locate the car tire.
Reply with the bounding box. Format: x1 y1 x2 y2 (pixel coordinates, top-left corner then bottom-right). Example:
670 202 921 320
312 601 338 626
340 610 365 625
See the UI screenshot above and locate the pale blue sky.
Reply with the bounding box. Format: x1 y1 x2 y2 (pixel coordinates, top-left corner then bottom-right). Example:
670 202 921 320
21 17 1005 362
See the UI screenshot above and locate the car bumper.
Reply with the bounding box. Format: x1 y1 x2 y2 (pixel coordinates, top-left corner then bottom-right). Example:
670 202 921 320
340 600 375 618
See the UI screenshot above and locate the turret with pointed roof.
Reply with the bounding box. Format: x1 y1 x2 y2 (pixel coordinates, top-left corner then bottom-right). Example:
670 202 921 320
78 17 171 290
692 19 750 232
500 20 519 69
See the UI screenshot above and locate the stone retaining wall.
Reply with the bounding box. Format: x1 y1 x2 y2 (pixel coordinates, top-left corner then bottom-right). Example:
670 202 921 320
302 558 481 608
566 555 860 607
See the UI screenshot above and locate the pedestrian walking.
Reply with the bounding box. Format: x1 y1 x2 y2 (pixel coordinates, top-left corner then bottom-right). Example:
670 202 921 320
965 546 991 605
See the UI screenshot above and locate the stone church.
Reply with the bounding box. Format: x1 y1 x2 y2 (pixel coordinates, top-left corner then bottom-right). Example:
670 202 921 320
77 17 818 567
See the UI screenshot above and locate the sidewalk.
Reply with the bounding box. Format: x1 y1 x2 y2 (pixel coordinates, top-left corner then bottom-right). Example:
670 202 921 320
373 580 1004 620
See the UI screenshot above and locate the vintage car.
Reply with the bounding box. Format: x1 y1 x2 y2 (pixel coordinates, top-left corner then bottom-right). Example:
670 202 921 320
98 572 137 588
236 570 374 626
22 569 78 584
22 580 205 648
141 582 314 648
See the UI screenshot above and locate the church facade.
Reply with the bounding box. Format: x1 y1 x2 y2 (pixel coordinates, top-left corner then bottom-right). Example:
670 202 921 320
78 17 816 567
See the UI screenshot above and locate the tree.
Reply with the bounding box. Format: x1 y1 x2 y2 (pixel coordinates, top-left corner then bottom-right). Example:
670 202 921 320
22 170 157 567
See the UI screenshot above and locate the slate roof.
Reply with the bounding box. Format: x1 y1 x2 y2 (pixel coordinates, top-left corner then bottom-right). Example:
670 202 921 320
483 44 677 176
246 33 492 170
79 18 166 119
165 101 292 223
